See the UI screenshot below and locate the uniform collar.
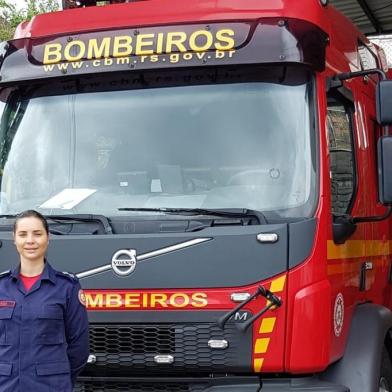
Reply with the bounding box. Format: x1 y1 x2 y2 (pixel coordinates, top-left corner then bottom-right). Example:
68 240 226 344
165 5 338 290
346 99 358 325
11 260 57 285
40 262 57 284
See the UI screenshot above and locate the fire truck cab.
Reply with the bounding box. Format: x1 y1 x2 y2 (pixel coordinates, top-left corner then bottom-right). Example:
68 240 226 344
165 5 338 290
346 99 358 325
1 0 392 391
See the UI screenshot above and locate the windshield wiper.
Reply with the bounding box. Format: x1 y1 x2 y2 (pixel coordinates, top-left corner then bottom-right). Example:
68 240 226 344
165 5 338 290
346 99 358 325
118 207 267 224
46 214 113 234
0 213 113 234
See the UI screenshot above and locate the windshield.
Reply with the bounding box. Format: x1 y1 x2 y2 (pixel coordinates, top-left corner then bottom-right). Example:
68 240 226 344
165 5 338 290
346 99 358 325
0 66 316 219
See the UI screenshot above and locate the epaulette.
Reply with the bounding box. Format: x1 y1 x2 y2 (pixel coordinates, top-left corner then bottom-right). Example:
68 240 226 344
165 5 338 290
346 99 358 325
56 270 78 282
0 270 11 278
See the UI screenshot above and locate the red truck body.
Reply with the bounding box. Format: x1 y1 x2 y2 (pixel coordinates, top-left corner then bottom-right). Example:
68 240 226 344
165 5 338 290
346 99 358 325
1 1 392 391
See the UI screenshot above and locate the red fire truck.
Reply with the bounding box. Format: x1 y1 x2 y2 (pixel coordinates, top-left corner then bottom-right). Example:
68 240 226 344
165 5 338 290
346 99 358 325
1 0 392 391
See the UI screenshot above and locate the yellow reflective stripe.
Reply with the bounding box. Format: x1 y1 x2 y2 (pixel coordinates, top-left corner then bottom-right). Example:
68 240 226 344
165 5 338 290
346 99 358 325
327 240 392 260
254 338 270 354
270 276 286 292
253 278 283 371
366 241 392 259
253 358 264 372
259 317 276 334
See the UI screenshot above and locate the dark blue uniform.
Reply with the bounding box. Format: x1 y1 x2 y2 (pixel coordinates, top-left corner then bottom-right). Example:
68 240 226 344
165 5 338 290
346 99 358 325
0 262 89 392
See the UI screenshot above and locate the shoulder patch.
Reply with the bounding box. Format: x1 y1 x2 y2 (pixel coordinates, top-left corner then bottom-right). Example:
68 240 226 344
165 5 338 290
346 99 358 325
0 270 11 278
78 289 86 306
56 270 78 282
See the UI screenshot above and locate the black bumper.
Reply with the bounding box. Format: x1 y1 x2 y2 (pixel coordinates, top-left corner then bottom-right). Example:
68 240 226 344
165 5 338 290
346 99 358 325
75 376 349 392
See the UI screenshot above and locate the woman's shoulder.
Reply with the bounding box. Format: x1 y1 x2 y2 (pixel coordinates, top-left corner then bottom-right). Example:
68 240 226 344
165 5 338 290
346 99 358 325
0 270 11 287
0 270 11 279
56 270 78 282
48 263 79 285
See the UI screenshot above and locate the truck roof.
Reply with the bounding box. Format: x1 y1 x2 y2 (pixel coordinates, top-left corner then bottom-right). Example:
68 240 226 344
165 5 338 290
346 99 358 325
14 0 362 42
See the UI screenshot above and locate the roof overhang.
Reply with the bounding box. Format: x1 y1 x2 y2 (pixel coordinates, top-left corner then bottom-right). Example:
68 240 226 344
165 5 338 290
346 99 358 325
330 0 392 36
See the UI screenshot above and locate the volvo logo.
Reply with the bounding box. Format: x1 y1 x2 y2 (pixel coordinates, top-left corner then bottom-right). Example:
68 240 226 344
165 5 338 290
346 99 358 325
76 238 212 279
111 249 137 276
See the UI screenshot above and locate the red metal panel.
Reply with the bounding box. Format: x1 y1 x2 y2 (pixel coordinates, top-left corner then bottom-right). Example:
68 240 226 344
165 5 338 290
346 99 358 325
15 0 337 39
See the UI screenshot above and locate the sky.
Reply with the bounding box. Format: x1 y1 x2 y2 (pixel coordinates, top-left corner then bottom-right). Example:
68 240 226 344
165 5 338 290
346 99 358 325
11 0 28 10
10 0 60 10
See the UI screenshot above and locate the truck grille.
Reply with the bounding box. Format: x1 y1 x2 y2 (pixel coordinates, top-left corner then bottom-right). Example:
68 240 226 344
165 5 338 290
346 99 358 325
87 322 251 374
91 325 175 354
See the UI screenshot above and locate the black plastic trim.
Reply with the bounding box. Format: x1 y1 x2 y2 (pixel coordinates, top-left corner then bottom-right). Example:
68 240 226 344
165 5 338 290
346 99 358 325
322 303 392 392
87 310 251 323
288 218 316 268
76 376 348 391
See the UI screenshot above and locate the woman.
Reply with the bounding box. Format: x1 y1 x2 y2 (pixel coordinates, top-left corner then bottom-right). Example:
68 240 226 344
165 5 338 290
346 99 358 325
0 210 89 392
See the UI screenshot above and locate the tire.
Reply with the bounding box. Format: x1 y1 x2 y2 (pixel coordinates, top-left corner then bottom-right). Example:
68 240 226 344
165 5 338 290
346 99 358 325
380 347 392 392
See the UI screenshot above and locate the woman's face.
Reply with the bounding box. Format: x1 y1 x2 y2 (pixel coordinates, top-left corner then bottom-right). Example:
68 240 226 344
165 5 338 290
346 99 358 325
14 217 49 263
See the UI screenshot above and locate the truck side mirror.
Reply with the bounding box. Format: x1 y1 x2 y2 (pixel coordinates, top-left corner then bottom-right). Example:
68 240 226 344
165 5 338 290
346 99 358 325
376 80 392 125
378 136 392 204
333 214 356 244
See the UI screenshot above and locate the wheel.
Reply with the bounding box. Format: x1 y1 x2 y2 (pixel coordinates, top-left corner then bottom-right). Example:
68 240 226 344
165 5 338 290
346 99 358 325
380 347 392 392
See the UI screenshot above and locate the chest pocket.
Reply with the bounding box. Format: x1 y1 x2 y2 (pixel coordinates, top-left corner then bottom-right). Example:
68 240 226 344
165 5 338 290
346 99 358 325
37 304 65 345
0 304 15 345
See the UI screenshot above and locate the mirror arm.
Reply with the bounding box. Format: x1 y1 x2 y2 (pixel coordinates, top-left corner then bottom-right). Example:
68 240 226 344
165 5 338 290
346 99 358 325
332 206 392 244
335 70 389 135
327 69 387 94
335 69 387 82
